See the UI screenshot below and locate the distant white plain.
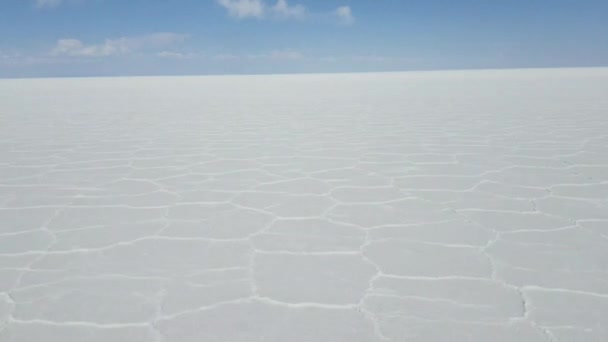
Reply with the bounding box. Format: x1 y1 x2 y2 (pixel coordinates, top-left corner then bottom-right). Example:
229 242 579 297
1 68 607 341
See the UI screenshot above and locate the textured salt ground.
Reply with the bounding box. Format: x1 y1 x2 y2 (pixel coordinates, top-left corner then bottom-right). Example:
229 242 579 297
0 68 608 341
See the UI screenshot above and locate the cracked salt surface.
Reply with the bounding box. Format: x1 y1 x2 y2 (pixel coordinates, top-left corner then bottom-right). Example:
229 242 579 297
0 68 607 341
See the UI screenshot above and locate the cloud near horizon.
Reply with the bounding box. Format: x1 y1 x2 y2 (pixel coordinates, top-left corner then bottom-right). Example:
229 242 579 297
156 49 306 62
51 33 188 57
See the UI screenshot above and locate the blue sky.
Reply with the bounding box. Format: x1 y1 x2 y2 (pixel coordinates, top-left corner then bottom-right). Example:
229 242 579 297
1 0 607 77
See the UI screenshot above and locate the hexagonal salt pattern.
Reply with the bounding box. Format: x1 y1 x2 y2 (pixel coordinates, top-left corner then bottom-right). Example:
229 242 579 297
1 68 608 341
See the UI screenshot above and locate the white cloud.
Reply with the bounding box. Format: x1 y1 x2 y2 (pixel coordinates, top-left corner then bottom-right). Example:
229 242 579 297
335 6 354 25
217 0 309 21
271 0 306 19
51 33 188 57
217 0 265 19
35 0 62 9
216 1 353 25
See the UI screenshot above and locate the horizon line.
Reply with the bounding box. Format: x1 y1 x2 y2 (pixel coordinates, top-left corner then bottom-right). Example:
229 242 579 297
1 65 607 81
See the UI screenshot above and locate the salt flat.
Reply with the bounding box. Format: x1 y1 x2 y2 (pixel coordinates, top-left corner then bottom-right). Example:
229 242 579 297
0 68 607 341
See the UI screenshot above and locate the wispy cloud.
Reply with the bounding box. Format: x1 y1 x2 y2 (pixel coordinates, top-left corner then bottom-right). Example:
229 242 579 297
319 55 416 63
352 55 399 62
0 49 75 66
156 50 410 64
51 39 124 57
335 6 355 25
0 50 20 64
35 0 62 9
213 53 241 61
272 0 306 20
266 49 304 60
51 33 188 57
210 49 305 61
157 51 198 60
216 0 264 19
